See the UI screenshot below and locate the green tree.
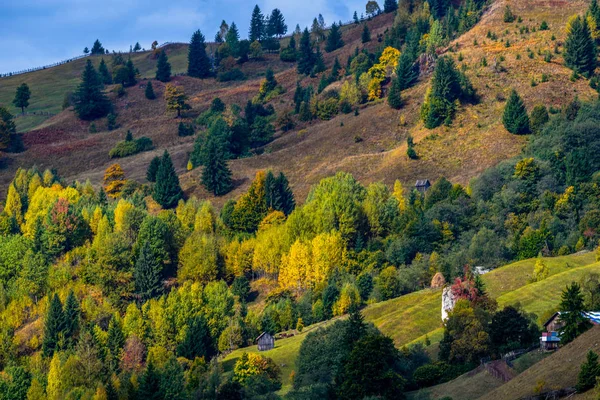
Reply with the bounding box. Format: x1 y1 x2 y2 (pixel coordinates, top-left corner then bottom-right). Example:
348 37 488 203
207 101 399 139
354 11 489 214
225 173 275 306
267 8 288 38
396 49 418 90
177 315 216 360
42 293 64 357
155 50 172 82
147 156 161 182
153 150 183 209
12 83 31 114
138 361 162 400
106 315 125 373
559 282 592 344
388 77 403 109
564 15 597 76
188 30 212 78
503 89 530 134
421 56 462 128
0 107 16 151
362 24 371 43
91 39 105 55
384 0 398 13
529 104 549 133
201 136 233 196
74 60 111 120
160 356 186 399
145 80 156 100
63 290 80 346
325 23 344 53
226 22 241 57
98 59 112 85
249 5 265 42
134 241 163 301
297 28 315 75
264 171 295 215
577 350 600 392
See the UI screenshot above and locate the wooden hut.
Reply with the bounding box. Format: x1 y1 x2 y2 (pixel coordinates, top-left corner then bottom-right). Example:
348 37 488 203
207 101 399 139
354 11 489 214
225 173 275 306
415 179 431 193
257 332 275 351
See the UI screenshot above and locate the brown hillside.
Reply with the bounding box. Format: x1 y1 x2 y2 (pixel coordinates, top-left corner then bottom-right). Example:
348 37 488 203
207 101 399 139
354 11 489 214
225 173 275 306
0 1 595 205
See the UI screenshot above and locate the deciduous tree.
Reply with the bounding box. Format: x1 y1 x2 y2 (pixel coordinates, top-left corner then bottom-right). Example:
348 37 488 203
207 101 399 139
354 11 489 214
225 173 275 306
13 83 31 114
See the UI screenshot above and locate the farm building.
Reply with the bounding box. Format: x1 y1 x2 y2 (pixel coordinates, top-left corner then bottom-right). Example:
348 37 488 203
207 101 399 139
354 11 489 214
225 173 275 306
540 312 600 350
415 179 431 193
257 332 275 351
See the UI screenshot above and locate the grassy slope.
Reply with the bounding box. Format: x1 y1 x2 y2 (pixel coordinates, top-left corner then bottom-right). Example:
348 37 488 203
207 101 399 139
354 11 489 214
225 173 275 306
479 326 600 400
219 252 597 395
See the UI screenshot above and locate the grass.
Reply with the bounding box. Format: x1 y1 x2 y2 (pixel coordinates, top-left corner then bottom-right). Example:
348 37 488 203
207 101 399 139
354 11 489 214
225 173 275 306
406 367 505 400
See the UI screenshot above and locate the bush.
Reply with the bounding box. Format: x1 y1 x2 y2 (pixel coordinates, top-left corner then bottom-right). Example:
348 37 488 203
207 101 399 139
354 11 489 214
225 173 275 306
316 98 339 121
280 47 297 62
217 68 246 82
109 137 154 158
413 363 448 388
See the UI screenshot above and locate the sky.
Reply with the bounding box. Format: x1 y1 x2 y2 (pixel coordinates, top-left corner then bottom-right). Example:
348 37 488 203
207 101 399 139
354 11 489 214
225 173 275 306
0 0 367 74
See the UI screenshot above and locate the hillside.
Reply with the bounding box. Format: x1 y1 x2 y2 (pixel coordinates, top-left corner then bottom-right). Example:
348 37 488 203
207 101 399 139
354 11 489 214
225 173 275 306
0 0 595 205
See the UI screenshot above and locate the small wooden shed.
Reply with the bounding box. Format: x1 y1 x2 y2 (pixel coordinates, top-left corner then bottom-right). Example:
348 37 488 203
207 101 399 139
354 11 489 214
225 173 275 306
257 332 275 351
415 179 431 193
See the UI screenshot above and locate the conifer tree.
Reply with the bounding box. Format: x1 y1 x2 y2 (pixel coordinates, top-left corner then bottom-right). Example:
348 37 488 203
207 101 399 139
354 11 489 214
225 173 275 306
590 0 600 30
313 47 326 74
421 56 462 128
164 84 189 117
91 39 105 55
560 282 592 344
564 15 597 76
226 22 241 57
63 290 80 346
177 315 215 360
188 30 212 78
331 57 341 80
74 60 111 120
249 5 265 42
124 59 137 87
362 24 371 43
138 361 162 400
155 50 171 82
106 315 125 374
0 107 16 151
42 294 64 357
98 59 112 85
267 8 288 38
577 350 600 392
325 23 344 52
134 241 163 301
145 80 156 100
146 156 161 182
201 135 233 196
502 89 530 134
265 171 295 215
388 77 403 109
396 49 418 90
153 150 183 209
384 0 398 13
298 28 315 75
13 83 31 114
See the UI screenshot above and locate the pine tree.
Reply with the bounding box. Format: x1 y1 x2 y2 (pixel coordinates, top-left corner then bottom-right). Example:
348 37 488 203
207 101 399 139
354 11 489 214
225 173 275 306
564 15 597 76
106 315 125 374
362 24 371 43
590 0 600 29
384 0 398 13
396 49 418 90
268 8 287 38
138 361 162 400
226 22 241 57
325 23 344 53
502 89 530 134
177 315 215 360
313 47 326 74
134 241 163 301
0 107 15 151
63 290 80 346
201 136 233 196
147 156 161 182
74 60 111 120
153 150 183 208
98 59 112 85
388 77 403 109
249 5 265 42
42 294 64 357
421 56 462 128
13 83 31 114
155 50 171 82
145 80 156 100
275 172 295 215
577 350 600 392
160 356 186 399
91 39 105 55
330 57 342 81
188 30 212 78
297 28 315 75
560 282 593 344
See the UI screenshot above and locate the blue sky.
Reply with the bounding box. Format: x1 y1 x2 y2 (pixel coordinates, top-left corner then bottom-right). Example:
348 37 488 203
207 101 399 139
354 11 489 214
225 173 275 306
0 0 367 73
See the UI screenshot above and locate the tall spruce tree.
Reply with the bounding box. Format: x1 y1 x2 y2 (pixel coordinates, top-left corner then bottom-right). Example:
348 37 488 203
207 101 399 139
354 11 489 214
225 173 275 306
201 135 233 196
388 77 403 109
139 361 162 400
145 80 156 100
325 23 344 52
564 15 597 76
153 150 183 208
106 315 125 374
74 60 111 120
134 241 163 301
559 282 592 344
265 171 295 215
42 294 64 357
188 30 212 78
384 0 398 13
577 350 600 392
421 56 462 128
98 59 112 85
298 28 315 75
268 8 288 38
63 290 80 346
226 22 241 57
362 24 371 43
91 39 105 55
249 5 265 42
13 83 31 114
502 89 530 134
396 46 418 90
177 315 215 360
155 50 171 82
147 156 161 182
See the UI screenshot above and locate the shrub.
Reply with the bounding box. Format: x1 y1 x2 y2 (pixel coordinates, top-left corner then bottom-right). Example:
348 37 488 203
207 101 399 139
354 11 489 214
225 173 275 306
280 47 297 62
109 137 154 158
217 68 246 82
316 98 339 121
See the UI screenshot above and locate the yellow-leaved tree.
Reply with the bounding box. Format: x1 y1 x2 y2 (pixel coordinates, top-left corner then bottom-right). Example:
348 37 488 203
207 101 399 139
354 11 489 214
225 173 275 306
103 164 126 199
393 180 407 213
333 282 361 316
4 183 23 225
279 240 311 290
178 233 219 283
164 83 190 117
310 231 345 285
47 353 63 400
531 256 549 282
